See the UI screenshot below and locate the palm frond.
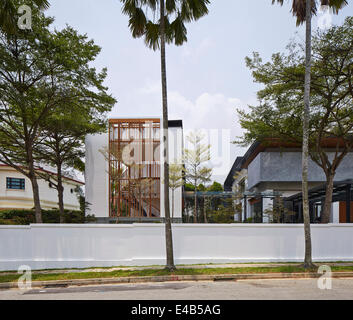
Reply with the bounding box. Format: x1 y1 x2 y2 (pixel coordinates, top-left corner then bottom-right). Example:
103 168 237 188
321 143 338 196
144 20 159 50
120 0 210 48
272 0 347 25
128 7 147 38
170 16 187 46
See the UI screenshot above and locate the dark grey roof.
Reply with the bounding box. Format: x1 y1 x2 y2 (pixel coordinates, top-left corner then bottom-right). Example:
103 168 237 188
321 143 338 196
223 156 244 191
223 141 261 191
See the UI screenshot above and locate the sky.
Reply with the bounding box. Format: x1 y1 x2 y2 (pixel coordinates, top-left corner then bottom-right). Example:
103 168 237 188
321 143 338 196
47 0 353 184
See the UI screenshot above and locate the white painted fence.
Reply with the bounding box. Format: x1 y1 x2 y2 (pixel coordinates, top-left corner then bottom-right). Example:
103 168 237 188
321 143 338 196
1 224 353 271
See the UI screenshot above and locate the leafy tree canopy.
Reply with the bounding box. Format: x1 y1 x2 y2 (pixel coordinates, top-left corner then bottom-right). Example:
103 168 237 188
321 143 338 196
237 17 353 153
207 181 224 192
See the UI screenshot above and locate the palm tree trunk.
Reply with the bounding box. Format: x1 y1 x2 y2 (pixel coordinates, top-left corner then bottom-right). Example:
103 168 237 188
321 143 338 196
160 0 175 271
302 0 313 268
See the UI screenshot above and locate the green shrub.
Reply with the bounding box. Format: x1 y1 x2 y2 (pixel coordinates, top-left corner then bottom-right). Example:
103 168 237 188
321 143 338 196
0 209 96 225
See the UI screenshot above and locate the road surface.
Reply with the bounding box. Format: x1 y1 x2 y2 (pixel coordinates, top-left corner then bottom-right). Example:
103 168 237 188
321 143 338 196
1 278 353 300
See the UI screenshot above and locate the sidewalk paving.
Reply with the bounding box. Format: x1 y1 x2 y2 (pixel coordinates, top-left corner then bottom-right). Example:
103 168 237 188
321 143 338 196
1 262 353 290
2 271 353 290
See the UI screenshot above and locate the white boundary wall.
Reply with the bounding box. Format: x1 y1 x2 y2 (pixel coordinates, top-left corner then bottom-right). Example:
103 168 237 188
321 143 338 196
1 224 353 271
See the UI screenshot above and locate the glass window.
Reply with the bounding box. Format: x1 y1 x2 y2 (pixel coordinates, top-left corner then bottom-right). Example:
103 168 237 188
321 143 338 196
6 177 25 190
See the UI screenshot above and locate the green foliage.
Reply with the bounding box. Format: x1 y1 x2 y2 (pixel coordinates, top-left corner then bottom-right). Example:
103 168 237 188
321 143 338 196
207 204 235 224
184 183 195 191
169 162 183 190
0 8 115 221
207 181 224 192
237 17 353 160
184 131 212 187
0 209 96 225
183 131 212 222
264 197 297 223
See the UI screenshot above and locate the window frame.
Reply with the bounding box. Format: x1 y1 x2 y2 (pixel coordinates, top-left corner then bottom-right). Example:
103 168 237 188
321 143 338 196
6 177 25 190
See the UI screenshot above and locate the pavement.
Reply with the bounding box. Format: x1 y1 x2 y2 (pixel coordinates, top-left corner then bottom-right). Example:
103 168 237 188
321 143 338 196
1 278 353 300
1 262 353 291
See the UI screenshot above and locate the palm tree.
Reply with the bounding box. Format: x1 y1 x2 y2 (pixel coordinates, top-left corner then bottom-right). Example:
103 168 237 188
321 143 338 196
0 0 49 34
120 0 210 271
272 0 347 268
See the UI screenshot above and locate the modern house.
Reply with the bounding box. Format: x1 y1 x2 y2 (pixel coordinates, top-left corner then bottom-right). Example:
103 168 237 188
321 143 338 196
0 164 83 211
224 140 353 223
85 118 183 223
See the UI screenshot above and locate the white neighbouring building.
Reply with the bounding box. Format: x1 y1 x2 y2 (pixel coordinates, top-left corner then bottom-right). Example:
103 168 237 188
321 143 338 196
85 118 184 223
0 164 83 211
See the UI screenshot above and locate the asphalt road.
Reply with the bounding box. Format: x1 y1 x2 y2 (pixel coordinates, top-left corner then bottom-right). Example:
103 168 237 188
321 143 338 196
1 278 353 300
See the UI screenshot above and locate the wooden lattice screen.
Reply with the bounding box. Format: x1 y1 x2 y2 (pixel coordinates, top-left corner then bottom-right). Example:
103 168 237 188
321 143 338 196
109 119 161 218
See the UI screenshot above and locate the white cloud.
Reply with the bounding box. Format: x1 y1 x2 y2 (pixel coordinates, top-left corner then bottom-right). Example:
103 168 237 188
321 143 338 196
181 37 215 59
167 91 247 181
168 91 242 132
138 79 160 94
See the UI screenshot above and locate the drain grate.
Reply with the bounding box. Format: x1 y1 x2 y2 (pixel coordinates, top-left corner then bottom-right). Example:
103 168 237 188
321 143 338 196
213 277 237 282
43 284 69 289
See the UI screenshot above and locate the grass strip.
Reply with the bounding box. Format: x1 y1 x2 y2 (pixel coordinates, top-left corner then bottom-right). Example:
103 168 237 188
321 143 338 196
1 265 353 284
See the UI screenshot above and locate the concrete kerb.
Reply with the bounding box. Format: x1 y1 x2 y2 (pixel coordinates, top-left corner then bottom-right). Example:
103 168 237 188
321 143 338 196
1 272 353 290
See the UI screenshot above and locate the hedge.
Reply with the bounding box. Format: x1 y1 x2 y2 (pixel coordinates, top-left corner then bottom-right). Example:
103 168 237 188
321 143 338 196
0 209 96 225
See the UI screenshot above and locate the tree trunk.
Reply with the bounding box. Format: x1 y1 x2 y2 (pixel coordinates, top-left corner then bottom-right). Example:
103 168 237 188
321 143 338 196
194 184 197 223
160 0 175 271
203 196 207 223
57 163 65 223
30 174 42 223
172 189 174 220
321 171 335 224
27 148 42 223
302 0 313 268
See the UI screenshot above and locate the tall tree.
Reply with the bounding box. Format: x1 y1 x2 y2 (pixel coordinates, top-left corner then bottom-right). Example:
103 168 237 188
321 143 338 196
0 11 114 223
272 0 347 268
120 0 210 271
0 0 49 34
238 18 353 225
36 95 115 222
184 131 212 223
